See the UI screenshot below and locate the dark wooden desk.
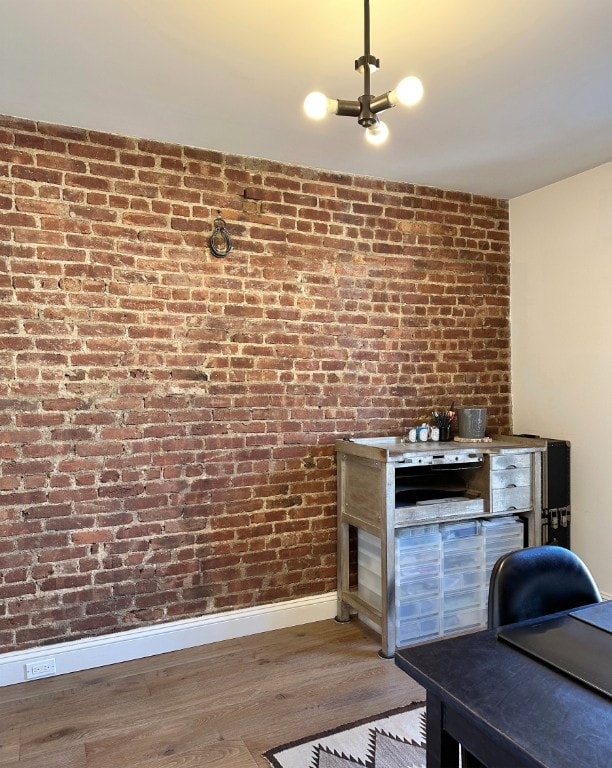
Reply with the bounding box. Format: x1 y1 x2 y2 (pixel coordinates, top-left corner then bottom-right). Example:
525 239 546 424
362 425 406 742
395 619 612 768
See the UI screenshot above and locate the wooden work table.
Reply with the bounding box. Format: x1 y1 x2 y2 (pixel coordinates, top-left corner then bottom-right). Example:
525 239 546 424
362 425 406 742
336 435 546 657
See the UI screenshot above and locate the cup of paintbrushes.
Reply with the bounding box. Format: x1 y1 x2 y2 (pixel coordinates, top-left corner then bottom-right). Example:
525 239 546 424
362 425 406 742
432 409 455 441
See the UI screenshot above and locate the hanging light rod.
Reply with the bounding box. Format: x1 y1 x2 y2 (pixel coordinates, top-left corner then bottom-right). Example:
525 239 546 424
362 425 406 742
304 0 424 146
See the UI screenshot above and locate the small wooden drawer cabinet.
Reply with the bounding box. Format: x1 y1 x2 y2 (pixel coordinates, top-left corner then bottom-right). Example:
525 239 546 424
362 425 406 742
473 453 534 514
489 453 533 513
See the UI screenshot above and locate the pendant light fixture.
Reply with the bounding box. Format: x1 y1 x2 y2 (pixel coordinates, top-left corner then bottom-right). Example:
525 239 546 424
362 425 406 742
304 0 423 146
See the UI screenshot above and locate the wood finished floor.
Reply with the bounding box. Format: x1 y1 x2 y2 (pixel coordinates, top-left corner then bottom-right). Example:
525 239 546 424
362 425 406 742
0 619 425 767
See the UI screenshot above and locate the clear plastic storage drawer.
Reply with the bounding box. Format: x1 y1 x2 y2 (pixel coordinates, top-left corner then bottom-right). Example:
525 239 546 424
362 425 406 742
482 516 523 540
397 524 440 547
397 545 441 568
398 560 440 582
397 596 440 620
443 568 482 592
358 530 382 610
441 520 481 540
443 544 482 572
443 587 481 612
442 607 484 635
358 582 382 611
396 526 441 567
397 615 440 646
397 576 441 600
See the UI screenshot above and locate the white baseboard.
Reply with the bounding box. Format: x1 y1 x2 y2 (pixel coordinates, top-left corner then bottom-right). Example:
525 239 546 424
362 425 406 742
0 591 338 688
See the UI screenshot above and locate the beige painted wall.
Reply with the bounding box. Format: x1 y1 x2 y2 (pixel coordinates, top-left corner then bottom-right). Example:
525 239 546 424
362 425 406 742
510 161 612 594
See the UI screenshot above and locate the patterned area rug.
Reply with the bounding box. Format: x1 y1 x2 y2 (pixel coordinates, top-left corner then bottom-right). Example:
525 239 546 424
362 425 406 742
263 702 426 768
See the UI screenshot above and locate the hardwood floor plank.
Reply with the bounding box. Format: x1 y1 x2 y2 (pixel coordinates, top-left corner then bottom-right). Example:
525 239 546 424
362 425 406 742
0 618 425 767
86 728 259 768
12 745 86 768
0 726 20 765
2 677 151 731
127 742 259 768
83 713 225 768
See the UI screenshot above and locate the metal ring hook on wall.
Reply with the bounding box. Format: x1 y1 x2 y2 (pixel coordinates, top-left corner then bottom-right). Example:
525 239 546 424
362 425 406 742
209 217 232 258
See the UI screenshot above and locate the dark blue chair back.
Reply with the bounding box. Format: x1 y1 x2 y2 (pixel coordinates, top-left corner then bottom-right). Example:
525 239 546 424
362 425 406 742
488 545 601 629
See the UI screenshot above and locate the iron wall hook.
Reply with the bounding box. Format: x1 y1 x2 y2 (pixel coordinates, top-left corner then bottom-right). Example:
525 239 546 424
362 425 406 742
209 217 232 258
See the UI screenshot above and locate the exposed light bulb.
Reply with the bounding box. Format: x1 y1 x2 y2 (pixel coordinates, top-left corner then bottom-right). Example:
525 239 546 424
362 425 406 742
365 120 389 146
303 91 338 120
357 61 379 74
356 54 380 74
389 76 424 107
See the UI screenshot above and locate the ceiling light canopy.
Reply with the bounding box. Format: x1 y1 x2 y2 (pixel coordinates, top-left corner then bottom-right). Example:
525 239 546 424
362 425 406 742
304 0 423 146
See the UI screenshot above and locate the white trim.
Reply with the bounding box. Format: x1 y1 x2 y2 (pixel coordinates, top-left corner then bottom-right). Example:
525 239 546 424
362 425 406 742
0 592 337 688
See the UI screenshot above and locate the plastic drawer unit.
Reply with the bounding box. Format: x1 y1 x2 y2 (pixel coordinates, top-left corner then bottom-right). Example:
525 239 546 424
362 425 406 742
356 514 529 649
395 525 442 646
441 521 485 636
482 516 525 600
357 529 383 611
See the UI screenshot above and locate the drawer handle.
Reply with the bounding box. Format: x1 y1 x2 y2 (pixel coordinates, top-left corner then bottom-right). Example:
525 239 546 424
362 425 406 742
506 483 517 488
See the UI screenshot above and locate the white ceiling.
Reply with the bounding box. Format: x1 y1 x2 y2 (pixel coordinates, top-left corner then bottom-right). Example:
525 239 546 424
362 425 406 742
1 0 612 198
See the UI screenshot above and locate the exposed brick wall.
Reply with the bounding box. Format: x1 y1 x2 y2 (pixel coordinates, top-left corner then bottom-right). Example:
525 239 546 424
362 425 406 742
0 114 511 653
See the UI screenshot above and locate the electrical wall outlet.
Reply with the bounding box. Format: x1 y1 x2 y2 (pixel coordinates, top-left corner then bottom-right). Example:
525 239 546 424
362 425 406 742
25 657 56 680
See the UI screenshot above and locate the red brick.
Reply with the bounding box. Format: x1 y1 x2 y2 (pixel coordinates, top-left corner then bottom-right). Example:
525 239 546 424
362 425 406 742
65 173 112 191
14 132 66 153
0 114 511 655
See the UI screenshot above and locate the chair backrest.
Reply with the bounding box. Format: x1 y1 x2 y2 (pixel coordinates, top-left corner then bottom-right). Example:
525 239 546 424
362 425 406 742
488 545 601 629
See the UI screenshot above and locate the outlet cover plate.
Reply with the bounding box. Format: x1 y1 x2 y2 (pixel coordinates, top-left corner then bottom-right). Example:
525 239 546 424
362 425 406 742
25 657 56 679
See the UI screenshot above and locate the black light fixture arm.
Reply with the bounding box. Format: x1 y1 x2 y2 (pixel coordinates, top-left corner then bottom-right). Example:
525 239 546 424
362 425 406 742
354 0 394 127
336 99 361 118
369 91 394 114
